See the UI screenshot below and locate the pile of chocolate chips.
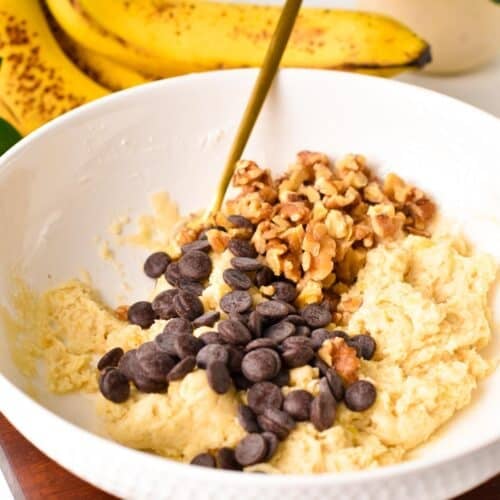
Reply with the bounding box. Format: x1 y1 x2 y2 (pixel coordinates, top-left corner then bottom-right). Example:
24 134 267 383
97 215 377 470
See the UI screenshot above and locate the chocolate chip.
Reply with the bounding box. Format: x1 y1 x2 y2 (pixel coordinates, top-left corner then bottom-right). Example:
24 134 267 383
270 369 290 387
216 447 242 470
206 361 232 394
144 252 171 278
348 334 376 360
164 317 193 336
190 453 215 468
286 314 306 326
312 356 329 375
301 303 332 328
196 344 229 369
272 281 297 303
223 269 253 290
344 380 376 411
152 289 178 320
99 368 130 403
295 325 311 337
154 332 180 357
325 368 345 401
177 279 204 296
331 329 350 341
132 371 167 393
200 331 225 345
167 356 196 381
220 290 252 314
235 434 268 466
262 432 279 461
231 257 263 272
165 261 182 286
248 311 264 337
281 336 313 351
136 342 176 381
264 321 296 343
229 311 250 325
227 215 254 230
319 376 334 398
256 300 289 320
227 345 244 373
233 373 253 391
257 408 296 440
247 382 283 415
310 329 336 350
173 290 204 320
97 347 124 370
218 319 252 345
228 238 257 258
241 348 281 382
255 266 274 287
181 240 212 254
283 301 297 314
118 349 167 392
310 384 336 431
127 301 156 329
237 404 261 433
282 345 315 368
245 338 278 352
117 349 140 381
283 390 313 421
178 250 212 280
192 311 220 328
175 334 204 359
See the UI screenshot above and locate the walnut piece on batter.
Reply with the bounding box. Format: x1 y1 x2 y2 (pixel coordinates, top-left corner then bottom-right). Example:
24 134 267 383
318 337 361 384
222 151 435 315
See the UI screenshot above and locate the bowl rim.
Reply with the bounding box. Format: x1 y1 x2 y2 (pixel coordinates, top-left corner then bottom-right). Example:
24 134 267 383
0 68 499 485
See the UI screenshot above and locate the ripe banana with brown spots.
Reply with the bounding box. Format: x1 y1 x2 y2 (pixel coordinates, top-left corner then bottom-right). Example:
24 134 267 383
0 0 108 135
49 0 431 77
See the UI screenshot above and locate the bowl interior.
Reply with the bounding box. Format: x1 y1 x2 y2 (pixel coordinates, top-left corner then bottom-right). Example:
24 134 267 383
0 69 499 464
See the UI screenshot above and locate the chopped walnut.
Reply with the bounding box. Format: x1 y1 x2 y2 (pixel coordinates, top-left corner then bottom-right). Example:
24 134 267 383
219 151 434 308
115 305 129 322
206 229 230 253
232 160 268 187
318 337 360 384
176 226 199 246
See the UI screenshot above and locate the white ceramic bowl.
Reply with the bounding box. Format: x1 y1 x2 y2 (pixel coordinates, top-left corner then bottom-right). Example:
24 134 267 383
0 69 499 500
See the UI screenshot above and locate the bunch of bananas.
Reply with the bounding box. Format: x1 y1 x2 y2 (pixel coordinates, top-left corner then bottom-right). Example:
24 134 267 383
0 0 430 136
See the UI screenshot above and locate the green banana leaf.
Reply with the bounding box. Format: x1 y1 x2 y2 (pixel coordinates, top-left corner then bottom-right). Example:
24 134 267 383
0 117 22 155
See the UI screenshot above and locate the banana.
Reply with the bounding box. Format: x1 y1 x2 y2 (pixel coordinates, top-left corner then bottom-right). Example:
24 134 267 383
66 45 154 91
46 0 177 76
72 0 430 76
48 14 152 91
0 0 108 135
0 96 23 135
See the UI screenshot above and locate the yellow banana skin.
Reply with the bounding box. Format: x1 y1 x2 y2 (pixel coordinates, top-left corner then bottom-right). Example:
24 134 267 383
75 0 431 75
49 15 152 91
67 45 153 91
0 97 24 135
46 0 178 76
0 0 108 134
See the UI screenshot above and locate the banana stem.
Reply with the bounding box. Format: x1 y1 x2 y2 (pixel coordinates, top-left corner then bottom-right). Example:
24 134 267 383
205 0 303 220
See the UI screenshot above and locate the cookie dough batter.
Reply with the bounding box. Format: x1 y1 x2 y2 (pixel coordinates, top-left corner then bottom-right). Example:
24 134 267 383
5 234 495 473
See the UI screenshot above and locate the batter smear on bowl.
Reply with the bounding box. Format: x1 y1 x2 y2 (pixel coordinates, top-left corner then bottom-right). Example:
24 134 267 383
12 152 498 473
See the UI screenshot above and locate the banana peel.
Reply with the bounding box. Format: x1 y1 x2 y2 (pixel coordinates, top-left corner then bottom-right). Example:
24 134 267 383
0 0 108 135
73 0 431 76
45 0 173 77
48 13 153 91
